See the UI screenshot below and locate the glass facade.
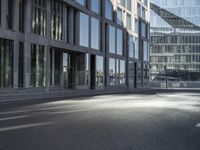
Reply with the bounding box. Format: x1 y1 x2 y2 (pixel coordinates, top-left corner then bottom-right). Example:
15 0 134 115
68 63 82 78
117 29 123 55
51 0 63 40
18 42 24 87
96 56 104 87
79 12 89 47
32 0 46 36
0 39 13 88
91 17 100 50
76 0 85 6
0 0 150 91
108 25 116 54
7 0 13 29
105 0 113 20
150 0 200 86
91 0 100 14
31 44 45 87
19 0 25 32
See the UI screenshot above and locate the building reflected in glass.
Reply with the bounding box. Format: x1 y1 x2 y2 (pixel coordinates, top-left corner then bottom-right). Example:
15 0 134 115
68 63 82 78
150 0 200 88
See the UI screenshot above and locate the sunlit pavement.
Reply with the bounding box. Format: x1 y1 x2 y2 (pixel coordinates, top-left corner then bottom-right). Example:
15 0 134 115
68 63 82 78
0 90 200 150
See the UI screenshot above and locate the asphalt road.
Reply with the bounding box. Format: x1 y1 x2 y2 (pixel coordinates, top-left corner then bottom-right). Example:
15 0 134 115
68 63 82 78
0 90 200 150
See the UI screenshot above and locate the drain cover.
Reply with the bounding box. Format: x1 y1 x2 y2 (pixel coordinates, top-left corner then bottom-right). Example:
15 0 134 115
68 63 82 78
196 123 200 128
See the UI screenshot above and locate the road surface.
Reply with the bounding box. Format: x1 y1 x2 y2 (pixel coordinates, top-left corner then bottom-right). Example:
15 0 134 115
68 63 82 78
0 90 199 150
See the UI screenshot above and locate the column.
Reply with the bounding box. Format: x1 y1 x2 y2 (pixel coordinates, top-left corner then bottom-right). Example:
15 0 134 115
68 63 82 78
24 0 32 88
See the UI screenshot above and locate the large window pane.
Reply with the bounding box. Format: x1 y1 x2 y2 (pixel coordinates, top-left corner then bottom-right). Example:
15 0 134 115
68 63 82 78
79 12 89 47
18 42 24 87
109 25 116 54
116 8 122 25
96 56 104 87
117 29 123 55
19 0 25 32
119 60 126 85
105 0 113 20
32 0 47 36
0 39 13 88
31 44 45 87
135 37 139 59
51 0 63 40
109 58 116 86
91 0 100 14
7 0 13 29
76 0 85 6
91 18 100 50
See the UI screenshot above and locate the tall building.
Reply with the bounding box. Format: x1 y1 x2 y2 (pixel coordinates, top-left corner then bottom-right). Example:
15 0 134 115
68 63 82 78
150 0 200 88
0 0 150 99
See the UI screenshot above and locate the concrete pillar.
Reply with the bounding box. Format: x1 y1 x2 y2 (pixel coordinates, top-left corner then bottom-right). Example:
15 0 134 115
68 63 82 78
13 0 20 88
24 0 32 88
68 7 74 44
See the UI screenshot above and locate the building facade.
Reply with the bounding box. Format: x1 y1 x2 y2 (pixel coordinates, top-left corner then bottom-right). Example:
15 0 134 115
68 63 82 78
0 0 150 97
150 0 200 87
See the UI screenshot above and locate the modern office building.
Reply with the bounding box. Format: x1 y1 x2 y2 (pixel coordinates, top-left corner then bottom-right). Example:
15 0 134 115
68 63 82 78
150 0 200 88
0 0 150 99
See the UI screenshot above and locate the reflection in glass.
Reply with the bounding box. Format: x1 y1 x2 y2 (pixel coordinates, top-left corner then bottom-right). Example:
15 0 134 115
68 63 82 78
96 56 104 87
79 12 89 47
91 18 100 50
109 25 116 54
109 58 116 86
31 44 45 87
0 39 13 87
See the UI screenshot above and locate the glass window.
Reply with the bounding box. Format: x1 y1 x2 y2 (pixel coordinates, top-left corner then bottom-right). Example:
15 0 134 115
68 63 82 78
51 0 63 40
0 39 14 88
135 18 138 33
109 58 116 86
32 0 47 36
119 60 126 85
117 29 123 55
19 0 25 32
141 22 146 37
91 17 100 50
129 35 135 58
120 0 125 7
79 12 89 47
105 0 113 20
143 41 149 61
109 25 116 54
126 14 131 30
76 0 85 6
135 37 139 59
7 0 13 29
18 42 24 87
31 44 45 87
96 56 104 87
127 0 131 11
116 8 123 25
91 0 100 14
137 3 141 17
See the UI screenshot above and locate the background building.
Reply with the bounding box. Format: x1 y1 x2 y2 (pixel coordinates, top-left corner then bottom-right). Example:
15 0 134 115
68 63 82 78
150 0 200 88
0 0 150 100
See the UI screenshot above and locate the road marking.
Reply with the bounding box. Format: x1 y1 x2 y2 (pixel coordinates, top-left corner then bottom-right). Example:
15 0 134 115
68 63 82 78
0 122 54 132
0 115 29 121
195 123 200 128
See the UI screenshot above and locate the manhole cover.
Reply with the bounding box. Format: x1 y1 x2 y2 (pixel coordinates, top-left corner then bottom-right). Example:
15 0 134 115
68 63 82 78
195 123 200 128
